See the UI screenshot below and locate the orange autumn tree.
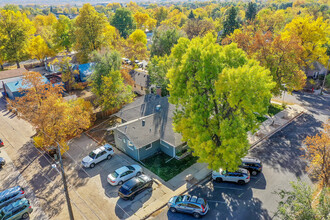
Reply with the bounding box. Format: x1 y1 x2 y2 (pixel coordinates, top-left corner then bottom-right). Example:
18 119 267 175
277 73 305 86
303 120 330 187
7 71 94 153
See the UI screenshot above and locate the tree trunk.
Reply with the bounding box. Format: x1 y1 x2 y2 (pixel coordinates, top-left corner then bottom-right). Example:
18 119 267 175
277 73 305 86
0 64 3 70
16 60 20 68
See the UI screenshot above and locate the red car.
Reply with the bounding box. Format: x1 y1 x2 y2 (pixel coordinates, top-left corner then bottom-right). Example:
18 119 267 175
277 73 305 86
0 138 4 147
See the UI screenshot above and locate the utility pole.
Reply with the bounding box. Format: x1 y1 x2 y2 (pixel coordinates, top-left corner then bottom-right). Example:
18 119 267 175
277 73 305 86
57 144 75 220
320 59 329 95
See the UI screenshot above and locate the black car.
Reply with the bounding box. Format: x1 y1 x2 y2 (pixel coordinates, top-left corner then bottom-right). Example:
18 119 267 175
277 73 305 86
240 157 262 176
0 157 5 169
118 174 153 200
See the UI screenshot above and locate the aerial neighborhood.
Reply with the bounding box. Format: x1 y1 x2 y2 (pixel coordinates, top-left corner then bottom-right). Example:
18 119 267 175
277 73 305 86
0 1 329 220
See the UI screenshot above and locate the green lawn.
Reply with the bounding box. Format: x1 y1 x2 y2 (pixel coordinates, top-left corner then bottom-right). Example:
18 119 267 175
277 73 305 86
257 103 284 123
141 152 198 181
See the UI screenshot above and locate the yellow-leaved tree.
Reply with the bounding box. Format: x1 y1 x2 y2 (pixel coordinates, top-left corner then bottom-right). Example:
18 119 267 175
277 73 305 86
8 71 94 153
28 35 54 64
304 121 330 187
282 16 329 67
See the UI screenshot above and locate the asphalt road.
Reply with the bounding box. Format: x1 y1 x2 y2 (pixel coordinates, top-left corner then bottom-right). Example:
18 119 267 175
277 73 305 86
153 92 330 220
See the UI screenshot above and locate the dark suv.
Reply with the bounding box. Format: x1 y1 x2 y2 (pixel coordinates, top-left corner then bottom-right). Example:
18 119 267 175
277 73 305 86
168 195 209 218
240 157 262 176
118 174 153 200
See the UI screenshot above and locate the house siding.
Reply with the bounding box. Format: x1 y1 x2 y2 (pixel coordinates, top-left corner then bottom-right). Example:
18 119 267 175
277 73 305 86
160 140 175 157
113 130 139 160
139 140 161 160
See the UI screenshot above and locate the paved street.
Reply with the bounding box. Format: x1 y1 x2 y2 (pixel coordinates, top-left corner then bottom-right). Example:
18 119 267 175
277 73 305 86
153 92 330 220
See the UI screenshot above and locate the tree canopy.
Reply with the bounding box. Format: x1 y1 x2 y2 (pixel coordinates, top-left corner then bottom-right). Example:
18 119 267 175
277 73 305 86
167 34 275 171
111 8 135 38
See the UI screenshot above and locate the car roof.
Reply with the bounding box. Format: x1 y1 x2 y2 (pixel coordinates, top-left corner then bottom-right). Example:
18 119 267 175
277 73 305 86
122 177 139 189
242 157 261 163
181 195 204 205
93 146 106 154
1 198 28 213
115 166 129 174
0 186 21 198
237 168 249 174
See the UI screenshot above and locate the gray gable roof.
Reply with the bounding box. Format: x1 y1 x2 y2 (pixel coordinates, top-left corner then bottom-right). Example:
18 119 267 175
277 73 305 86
115 94 184 149
129 69 150 88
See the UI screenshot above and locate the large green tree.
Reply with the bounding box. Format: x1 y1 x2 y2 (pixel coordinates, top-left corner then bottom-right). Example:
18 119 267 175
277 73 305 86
245 2 257 21
111 8 135 38
0 10 35 68
148 55 172 95
150 26 185 57
75 4 108 63
53 15 74 53
167 34 275 171
222 6 240 38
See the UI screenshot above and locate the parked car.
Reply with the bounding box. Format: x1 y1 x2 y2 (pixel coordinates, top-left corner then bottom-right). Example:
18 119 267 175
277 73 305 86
0 157 5 169
0 198 33 220
212 168 250 185
107 165 142 186
118 174 153 200
0 138 4 147
240 157 262 176
0 186 25 209
168 195 209 218
82 144 114 168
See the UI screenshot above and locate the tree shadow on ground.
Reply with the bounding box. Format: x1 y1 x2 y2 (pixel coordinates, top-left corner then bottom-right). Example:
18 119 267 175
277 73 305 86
249 114 322 179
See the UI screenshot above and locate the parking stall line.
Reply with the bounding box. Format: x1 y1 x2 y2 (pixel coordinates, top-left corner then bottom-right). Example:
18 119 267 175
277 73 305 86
212 186 244 190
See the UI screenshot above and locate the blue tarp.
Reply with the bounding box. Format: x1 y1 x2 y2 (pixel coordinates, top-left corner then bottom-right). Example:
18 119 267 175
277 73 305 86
75 63 94 82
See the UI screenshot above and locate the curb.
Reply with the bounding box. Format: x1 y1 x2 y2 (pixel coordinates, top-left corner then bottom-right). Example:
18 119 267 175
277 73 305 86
249 111 305 151
141 173 212 220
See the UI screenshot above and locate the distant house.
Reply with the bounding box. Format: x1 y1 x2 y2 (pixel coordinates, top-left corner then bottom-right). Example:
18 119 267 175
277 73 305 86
305 62 328 79
73 63 95 82
0 68 27 91
111 94 187 161
4 76 50 100
129 69 150 95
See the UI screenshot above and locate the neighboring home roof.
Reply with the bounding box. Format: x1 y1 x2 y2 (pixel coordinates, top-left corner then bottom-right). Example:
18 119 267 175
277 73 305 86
5 76 50 93
75 63 95 82
115 94 184 149
0 68 27 80
304 61 327 77
129 70 150 88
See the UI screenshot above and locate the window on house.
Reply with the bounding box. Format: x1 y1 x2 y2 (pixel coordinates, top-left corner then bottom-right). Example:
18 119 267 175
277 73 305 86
145 144 152 150
127 141 134 150
141 86 143 90
134 84 136 88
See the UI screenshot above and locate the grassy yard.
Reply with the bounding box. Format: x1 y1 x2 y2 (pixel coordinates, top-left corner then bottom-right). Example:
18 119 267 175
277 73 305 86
257 103 284 123
141 152 198 182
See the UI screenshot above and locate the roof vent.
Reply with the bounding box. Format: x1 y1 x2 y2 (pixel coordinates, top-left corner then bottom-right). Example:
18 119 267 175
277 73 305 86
155 105 161 112
142 120 145 127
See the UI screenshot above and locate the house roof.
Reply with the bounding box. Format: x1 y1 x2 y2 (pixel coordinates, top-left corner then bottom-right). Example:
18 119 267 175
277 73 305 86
5 76 50 93
77 63 94 76
0 68 27 80
115 94 184 149
129 70 150 88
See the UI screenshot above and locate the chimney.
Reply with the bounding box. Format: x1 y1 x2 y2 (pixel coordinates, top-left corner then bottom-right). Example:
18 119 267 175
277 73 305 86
155 105 161 112
142 120 145 126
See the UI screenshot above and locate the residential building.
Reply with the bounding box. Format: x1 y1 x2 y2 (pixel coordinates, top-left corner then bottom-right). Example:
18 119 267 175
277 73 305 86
112 94 187 161
129 69 150 95
0 68 27 91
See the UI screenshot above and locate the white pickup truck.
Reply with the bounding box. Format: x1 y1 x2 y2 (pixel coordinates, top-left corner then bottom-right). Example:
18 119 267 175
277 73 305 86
82 144 114 168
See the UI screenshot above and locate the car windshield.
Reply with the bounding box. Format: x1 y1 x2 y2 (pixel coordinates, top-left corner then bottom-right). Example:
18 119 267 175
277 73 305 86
111 171 119 178
119 185 130 195
221 170 227 175
175 196 184 203
127 165 135 171
89 152 96 159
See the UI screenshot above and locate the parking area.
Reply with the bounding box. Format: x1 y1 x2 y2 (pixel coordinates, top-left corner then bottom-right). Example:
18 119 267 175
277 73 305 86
61 133 172 220
153 114 318 220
